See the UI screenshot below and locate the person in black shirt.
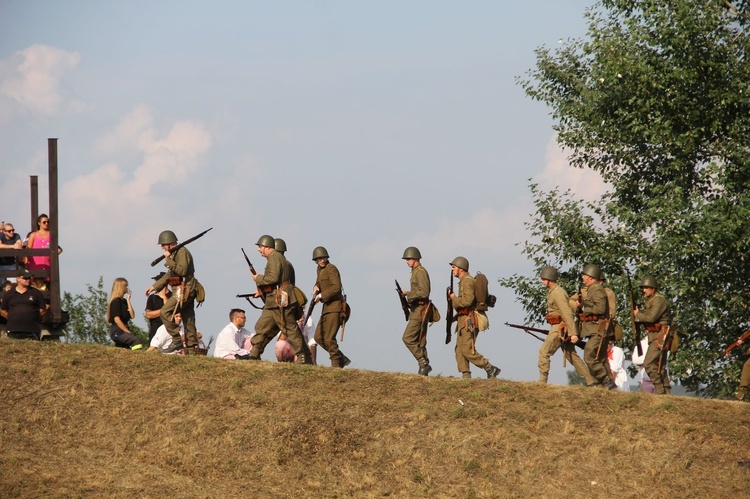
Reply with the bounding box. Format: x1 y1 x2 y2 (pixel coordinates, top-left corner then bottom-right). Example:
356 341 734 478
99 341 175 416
145 272 171 342
106 277 141 350
0 269 47 339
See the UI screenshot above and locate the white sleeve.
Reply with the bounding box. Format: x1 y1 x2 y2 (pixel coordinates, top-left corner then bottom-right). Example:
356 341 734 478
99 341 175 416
150 326 172 350
213 324 241 358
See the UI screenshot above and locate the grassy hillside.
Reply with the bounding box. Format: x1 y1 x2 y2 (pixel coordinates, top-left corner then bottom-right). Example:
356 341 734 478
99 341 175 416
1 339 749 498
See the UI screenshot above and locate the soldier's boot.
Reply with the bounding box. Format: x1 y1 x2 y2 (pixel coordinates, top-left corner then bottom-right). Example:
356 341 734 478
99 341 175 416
484 363 502 379
664 385 672 395
538 372 549 383
418 364 432 376
339 354 351 368
461 372 471 379
249 346 262 360
736 387 748 401
163 340 184 354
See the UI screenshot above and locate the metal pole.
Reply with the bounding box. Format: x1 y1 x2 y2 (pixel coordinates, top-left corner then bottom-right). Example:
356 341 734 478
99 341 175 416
48 138 61 323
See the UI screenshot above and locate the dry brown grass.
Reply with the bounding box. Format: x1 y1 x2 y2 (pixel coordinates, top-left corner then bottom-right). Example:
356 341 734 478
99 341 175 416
1 339 749 498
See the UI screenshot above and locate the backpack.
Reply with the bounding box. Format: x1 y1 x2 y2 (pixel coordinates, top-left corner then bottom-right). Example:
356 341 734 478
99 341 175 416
474 272 497 312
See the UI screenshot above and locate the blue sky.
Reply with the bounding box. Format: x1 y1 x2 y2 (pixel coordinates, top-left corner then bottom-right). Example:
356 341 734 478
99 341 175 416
0 1 607 384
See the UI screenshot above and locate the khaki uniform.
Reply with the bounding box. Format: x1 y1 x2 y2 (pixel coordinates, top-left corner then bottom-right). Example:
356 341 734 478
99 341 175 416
538 283 595 385
402 264 431 367
738 356 750 401
579 281 613 386
635 292 670 394
153 246 199 348
313 262 347 367
250 250 310 363
451 274 490 376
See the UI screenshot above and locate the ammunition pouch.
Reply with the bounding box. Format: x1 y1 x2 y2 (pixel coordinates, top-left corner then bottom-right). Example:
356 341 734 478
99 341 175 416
578 313 604 322
168 276 182 287
259 284 276 294
545 314 562 325
456 307 474 316
644 323 663 332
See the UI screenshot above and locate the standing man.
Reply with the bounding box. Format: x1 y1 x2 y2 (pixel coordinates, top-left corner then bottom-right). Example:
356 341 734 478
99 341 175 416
145 230 200 353
0 223 23 273
214 308 256 359
145 272 172 342
538 266 596 385
312 246 350 368
634 275 671 395
449 256 501 379
249 235 310 363
400 246 432 375
0 269 47 340
576 264 616 389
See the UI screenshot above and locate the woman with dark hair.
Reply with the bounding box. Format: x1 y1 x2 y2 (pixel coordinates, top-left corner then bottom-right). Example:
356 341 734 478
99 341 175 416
25 214 63 272
106 277 141 350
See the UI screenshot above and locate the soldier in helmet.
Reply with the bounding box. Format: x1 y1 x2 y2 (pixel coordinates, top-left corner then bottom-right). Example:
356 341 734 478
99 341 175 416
575 263 617 389
145 230 200 353
538 266 596 385
634 275 671 395
312 246 350 368
400 246 432 376
248 235 310 363
449 256 501 379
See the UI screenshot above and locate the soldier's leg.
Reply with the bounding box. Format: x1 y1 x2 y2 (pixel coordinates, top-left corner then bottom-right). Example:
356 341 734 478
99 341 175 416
565 343 597 385
321 311 343 366
277 308 311 364
583 336 605 385
643 337 665 394
455 328 471 377
538 331 561 383
458 329 490 370
159 294 182 344
737 358 750 400
250 308 279 358
181 298 198 348
402 318 425 364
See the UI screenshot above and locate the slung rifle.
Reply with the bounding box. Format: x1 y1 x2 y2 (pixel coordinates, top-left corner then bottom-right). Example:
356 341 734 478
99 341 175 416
150 227 213 267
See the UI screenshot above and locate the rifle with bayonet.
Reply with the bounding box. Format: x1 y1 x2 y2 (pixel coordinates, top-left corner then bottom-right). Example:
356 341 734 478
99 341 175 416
504 322 586 349
395 279 409 321
445 273 454 344
237 247 265 309
151 227 213 267
626 268 644 356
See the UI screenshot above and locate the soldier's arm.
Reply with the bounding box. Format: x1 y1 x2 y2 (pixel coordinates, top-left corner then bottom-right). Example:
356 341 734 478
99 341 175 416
406 267 430 302
167 247 192 276
320 265 342 302
255 253 281 286
553 290 578 337
451 278 475 309
582 288 607 316
635 296 667 323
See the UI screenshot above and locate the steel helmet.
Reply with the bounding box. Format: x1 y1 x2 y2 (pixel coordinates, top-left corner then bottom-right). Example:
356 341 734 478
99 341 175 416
540 266 559 281
274 238 287 253
312 246 329 260
582 263 601 280
256 235 275 248
640 275 658 289
450 256 469 272
402 246 422 260
158 230 178 245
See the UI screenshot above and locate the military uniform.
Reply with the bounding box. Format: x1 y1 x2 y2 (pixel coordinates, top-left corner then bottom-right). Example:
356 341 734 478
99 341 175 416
403 264 431 370
635 292 670 394
539 283 596 385
153 246 199 348
250 250 310 363
737 356 750 401
452 273 496 377
313 261 347 367
579 281 614 386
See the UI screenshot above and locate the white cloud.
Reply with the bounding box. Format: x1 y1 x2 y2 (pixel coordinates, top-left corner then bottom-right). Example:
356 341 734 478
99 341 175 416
61 105 213 256
0 44 80 114
535 135 609 202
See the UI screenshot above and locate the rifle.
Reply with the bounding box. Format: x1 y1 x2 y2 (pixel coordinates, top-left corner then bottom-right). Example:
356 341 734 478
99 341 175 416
395 279 409 321
724 328 750 357
339 292 348 341
236 293 263 310
504 322 586 349
151 227 213 267
445 273 454 344
302 293 319 331
239 247 266 308
626 269 644 356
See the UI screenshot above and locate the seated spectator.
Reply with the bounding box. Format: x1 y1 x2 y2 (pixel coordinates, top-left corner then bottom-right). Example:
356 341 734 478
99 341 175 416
106 277 142 350
0 269 47 340
607 340 630 392
213 308 255 359
145 272 172 342
148 312 184 353
0 223 23 273
631 337 655 394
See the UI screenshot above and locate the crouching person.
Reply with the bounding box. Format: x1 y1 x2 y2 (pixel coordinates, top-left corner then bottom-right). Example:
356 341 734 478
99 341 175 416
214 308 255 359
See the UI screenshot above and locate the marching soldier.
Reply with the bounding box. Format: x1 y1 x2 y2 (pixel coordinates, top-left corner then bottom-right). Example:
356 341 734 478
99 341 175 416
145 230 200 353
400 247 432 376
449 256 501 379
248 235 310 363
575 264 617 389
538 266 596 385
634 275 671 395
312 246 350 368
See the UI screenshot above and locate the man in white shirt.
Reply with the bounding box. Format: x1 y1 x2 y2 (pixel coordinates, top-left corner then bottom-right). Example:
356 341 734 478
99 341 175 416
607 340 630 392
148 312 184 352
214 308 255 359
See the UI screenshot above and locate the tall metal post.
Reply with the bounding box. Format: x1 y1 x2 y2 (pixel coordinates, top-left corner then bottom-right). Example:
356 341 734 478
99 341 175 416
48 138 61 323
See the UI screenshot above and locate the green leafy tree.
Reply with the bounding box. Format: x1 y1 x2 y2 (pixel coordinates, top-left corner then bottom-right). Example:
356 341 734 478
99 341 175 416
501 0 750 397
63 276 147 345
